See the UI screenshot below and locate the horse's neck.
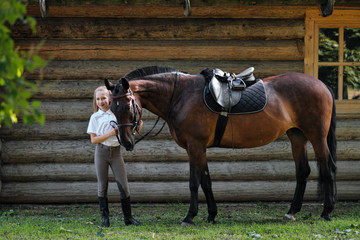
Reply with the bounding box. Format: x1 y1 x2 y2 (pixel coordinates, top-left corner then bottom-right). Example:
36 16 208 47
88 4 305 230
131 78 174 120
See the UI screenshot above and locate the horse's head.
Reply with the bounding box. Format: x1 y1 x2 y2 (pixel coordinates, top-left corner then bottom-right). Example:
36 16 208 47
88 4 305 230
105 78 142 151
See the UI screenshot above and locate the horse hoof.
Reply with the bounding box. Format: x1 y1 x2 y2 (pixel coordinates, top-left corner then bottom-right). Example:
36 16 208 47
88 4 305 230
207 220 216 224
284 213 296 221
320 214 331 221
207 215 216 224
181 221 195 228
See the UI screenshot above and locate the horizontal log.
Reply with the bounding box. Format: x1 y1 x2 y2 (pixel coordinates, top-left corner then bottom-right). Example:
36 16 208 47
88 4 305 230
16 39 304 61
35 101 157 121
1 160 359 182
12 18 304 41
0 180 358 203
24 60 304 80
33 79 104 99
336 100 360 115
26 5 309 19
0 120 90 140
0 119 171 140
38 100 92 121
1 139 359 164
335 118 360 140
1 118 359 141
27 0 337 6
24 4 360 19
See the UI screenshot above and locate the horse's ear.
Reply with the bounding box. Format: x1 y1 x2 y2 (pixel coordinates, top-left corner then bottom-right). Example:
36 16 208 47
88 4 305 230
104 78 114 91
121 78 130 91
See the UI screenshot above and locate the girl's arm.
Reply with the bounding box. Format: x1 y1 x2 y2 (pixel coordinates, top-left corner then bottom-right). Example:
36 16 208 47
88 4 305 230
89 128 118 144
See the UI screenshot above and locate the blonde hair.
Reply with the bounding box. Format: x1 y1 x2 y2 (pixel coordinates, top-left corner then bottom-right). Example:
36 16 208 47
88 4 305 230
93 86 112 113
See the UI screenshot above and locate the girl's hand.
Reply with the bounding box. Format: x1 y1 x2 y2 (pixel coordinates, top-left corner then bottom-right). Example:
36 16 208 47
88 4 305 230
110 127 118 136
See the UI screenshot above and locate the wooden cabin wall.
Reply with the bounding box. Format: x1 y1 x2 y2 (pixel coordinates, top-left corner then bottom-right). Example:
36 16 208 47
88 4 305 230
0 2 359 203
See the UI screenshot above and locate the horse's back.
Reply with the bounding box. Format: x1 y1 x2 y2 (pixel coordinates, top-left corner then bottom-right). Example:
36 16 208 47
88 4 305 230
264 72 327 90
264 72 332 105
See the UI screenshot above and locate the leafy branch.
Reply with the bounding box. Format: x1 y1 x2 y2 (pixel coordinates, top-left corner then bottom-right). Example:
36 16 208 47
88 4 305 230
0 0 47 128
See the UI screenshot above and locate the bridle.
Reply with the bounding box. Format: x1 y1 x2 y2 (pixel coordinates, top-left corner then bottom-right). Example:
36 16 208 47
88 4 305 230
110 88 142 146
110 72 179 146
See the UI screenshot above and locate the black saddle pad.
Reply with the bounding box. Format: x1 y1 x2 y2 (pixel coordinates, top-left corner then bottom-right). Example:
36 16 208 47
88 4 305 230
203 79 267 115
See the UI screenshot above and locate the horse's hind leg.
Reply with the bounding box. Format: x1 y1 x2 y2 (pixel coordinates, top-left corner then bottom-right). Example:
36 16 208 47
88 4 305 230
286 128 311 220
311 138 336 221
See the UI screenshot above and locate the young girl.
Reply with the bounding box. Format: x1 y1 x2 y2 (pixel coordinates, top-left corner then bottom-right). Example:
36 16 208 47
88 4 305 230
87 86 141 227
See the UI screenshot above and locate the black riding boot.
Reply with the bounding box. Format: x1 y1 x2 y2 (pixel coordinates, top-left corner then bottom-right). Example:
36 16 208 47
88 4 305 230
98 197 110 227
121 196 141 226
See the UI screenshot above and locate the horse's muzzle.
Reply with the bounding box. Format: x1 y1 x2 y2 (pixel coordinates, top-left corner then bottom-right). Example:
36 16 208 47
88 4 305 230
123 136 135 151
125 144 134 151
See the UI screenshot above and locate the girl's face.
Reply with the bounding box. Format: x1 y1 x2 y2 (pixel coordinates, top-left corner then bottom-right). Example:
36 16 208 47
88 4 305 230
95 91 111 111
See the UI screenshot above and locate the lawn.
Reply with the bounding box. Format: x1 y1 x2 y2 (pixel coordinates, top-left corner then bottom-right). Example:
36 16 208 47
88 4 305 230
1 201 359 239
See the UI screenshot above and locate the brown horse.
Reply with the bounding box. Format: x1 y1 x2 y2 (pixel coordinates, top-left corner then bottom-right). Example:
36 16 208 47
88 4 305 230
105 66 337 225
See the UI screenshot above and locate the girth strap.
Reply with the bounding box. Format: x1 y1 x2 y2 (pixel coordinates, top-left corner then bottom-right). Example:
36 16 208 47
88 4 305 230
212 113 228 147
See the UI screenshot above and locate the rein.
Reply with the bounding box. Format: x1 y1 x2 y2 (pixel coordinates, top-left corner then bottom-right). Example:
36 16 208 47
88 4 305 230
111 72 179 146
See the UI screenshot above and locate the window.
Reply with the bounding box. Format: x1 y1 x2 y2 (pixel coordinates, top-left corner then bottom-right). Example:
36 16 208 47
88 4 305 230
305 8 360 116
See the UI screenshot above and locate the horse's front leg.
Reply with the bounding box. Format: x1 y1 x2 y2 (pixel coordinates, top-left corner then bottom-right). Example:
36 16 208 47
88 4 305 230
201 163 217 224
182 144 217 226
182 163 200 226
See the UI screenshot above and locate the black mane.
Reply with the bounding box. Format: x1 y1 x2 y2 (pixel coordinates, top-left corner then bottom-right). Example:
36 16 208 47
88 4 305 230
122 66 177 81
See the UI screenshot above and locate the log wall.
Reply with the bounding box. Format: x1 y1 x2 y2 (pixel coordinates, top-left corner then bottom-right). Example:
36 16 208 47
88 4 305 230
1 1 359 203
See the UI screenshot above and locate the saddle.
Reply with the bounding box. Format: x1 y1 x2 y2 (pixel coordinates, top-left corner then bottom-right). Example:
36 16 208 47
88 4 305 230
209 67 255 110
200 67 267 147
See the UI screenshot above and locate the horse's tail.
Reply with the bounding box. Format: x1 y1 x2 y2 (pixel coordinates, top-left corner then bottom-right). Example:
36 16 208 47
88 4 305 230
327 87 337 167
318 86 337 199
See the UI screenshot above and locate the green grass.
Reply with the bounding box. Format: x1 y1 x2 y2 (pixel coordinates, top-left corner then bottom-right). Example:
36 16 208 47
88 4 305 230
0 202 359 239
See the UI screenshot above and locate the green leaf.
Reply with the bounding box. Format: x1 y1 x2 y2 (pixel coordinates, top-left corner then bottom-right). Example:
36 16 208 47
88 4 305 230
32 101 41 108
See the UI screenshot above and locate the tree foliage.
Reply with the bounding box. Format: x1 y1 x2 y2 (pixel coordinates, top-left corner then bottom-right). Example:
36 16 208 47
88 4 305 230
0 0 46 128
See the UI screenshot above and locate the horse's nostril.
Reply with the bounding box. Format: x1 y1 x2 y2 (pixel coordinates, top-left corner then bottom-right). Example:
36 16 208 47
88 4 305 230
126 145 133 151
123 141 133 151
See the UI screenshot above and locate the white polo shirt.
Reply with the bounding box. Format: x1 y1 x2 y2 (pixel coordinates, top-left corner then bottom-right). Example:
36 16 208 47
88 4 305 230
87 109 120 147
